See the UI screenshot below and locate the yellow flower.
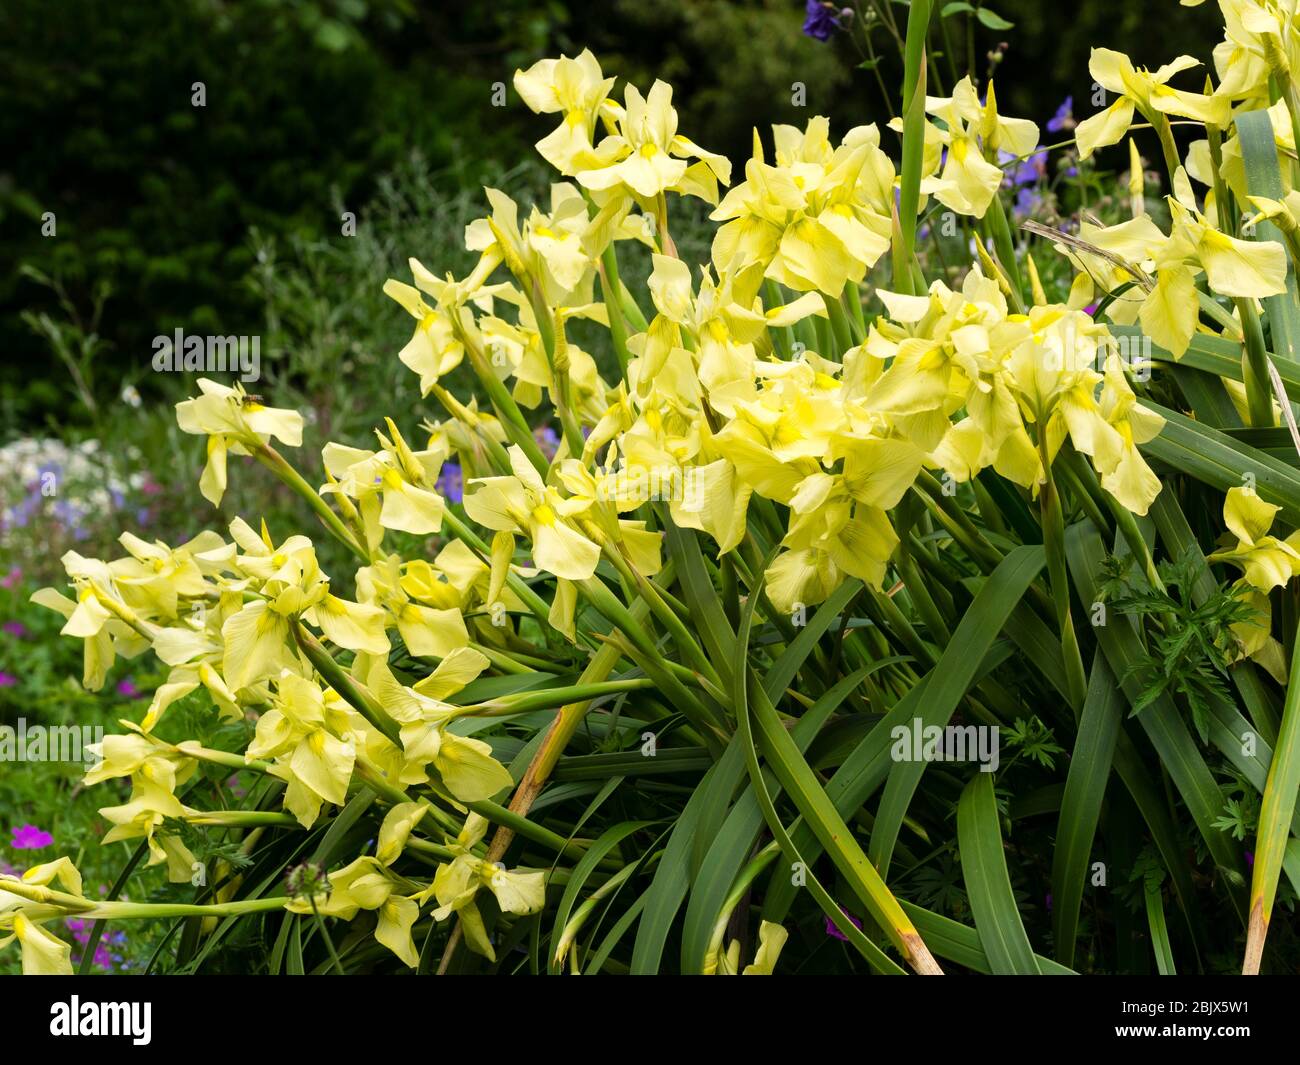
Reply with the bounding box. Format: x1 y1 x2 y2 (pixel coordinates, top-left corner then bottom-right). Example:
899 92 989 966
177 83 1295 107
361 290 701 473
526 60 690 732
286 856 423 968
422 813 546 961
366 649 515 802
513 49 618 175
1075 49 1230 159
322 418 448 550
712 118 892 294
464 446 602 581
919 78 1039 219
1209 486 1300 592
708 919 789 975
175 379 303 505
573 79 731 205
99 774 201 881
247 672 358 828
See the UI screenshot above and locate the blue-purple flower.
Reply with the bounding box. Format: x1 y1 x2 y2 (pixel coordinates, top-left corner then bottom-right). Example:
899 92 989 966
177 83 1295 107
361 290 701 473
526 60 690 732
803 0 848 42
436 462 463 505
534 425 561 462
1046 96 1075 133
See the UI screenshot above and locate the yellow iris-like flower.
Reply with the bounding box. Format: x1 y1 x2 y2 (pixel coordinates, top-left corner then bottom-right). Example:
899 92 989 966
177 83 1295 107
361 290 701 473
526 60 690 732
322 418 447 550
1075 49 1231 159
513 49 619 176
919 78 1040 219
1207 486 1300 680
175 378 303 506
246 671 358 828
0 859 89 975
421 813 546 962
572 78 732 206
711 117 893 295
464 446 602 581
286 855 423 967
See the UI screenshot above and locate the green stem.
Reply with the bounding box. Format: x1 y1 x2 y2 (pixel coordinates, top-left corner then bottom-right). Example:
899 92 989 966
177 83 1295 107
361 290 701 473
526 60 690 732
255 444 368 563
599 245 633 385
894 0 934 297
1038 460 1088 710
1238 297 1275 427
821 291 854 355
983 193 1025 311
467 678 655 717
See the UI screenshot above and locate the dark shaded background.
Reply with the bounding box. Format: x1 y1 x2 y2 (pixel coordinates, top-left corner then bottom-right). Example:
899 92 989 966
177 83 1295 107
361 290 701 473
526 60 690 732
1 0 1223 431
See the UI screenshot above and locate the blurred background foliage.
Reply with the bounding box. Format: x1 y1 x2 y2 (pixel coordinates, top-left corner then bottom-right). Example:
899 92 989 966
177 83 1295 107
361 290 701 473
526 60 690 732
2 0 1224 433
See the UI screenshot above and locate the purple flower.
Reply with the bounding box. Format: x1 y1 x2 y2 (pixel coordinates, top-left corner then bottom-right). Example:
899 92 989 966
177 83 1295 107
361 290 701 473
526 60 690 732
116 677 141 699
436 462 463 505
1046 97 1075 133
1083 303 1099 317
803 0 846 41
1013 150 1047 187
1014 186 1041 218
0 672 16 688
534 425 561 461
66 918 125 971
2 621 27 638
824 910 865 940
11 824 54 850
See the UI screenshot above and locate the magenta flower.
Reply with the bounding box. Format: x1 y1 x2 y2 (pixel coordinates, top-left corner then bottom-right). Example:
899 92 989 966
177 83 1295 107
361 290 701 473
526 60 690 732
116 677 141 698
0 568 21 589
11 824 54 849
2 621 26 638
0 672 16 688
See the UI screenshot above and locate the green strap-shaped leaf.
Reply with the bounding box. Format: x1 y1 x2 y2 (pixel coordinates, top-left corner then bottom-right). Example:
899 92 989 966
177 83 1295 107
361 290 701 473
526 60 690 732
736 579 941 973
1246 606 1300 970
679 667 877 973
1237 108 1300 364
901 901 1075 975
1146 884 1177 975
957 772 1041 974
630 743 743 973
732 584 909 974
1141 402 1300 522
1051 653 1123 967
1065 523 1245 900
550 820 654 973
869 545 1046 877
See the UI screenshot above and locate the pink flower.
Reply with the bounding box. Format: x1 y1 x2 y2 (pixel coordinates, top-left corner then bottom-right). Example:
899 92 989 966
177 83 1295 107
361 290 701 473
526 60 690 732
0 568 21 589
10 824 54 849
